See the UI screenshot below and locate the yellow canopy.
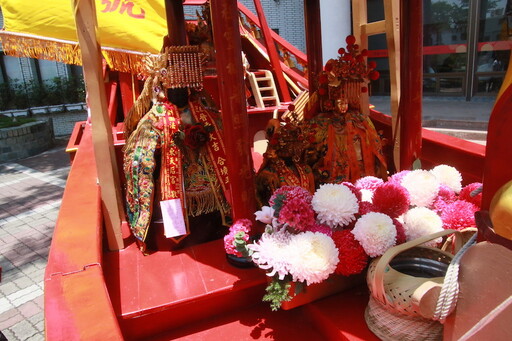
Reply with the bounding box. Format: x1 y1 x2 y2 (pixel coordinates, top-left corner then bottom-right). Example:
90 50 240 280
0 0 168 72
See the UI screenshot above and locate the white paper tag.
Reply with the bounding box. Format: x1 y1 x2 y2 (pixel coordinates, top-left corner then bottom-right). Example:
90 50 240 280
160 199 186 238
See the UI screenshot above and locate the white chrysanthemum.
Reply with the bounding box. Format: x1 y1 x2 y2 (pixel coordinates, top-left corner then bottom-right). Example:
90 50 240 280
312 183 359 227
360 189 374 203
401 170 440 207
430 165 462 194
254 206 275 224
286 232 339 285
248 230 292 280
403 207 444 247
351 212 397 257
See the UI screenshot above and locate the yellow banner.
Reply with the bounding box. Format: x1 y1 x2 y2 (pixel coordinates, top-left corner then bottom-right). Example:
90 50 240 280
1 0 167 54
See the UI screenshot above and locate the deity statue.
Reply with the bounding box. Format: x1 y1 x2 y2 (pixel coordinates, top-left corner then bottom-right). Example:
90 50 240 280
303 35 388 185
255 107 316 206
123 51 230 253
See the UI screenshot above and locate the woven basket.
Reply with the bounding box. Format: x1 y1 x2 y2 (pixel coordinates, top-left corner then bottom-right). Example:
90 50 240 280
365 229 462 341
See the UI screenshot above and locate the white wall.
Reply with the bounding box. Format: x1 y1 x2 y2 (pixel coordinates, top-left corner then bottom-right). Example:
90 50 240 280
320 0 352 64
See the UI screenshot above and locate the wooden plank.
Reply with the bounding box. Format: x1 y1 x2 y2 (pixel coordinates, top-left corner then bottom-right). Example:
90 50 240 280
72 0 124 250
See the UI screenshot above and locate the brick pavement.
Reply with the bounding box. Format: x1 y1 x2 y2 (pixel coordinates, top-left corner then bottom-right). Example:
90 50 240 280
0 139 70 341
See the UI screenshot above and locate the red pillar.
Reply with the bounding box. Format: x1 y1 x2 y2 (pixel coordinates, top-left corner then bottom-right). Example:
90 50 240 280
210 0 257 221
304 0 323 92
399 0 423 170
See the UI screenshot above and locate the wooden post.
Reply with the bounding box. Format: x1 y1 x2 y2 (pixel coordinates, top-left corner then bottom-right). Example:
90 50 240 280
210 0 257 221
398 0 422 170
252 0 291 102
73 0 124 250
304 0 323 93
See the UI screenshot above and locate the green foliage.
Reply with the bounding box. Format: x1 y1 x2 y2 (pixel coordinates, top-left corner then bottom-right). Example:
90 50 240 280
234 231 251 258
0 115 37 129
262 278 293 311
0 76 85 111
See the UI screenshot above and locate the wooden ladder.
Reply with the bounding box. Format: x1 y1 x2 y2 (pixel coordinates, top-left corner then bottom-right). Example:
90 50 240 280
352 0 401 168
247 69 281 108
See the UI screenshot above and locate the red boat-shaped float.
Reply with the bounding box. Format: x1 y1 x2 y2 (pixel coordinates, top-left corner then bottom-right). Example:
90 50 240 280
2 0 512 339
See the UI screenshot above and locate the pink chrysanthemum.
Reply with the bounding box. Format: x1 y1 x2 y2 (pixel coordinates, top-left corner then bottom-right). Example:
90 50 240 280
393 218 407 245
430 184 457 214
269 186 312 207
372 182 410 218
355 176 384 192
459 182 483 208
331 230 369 276
224 219 252 256
278 197 316 231
440 200 478 231
388 170 411 185
306 222 333 236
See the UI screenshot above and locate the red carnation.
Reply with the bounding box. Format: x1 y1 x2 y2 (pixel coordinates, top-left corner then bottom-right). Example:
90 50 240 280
332 230 369 276
368 61 377 69
440 200 479 231
393 219 406 244
346 35 356 45
343 54 354 61
361 49 369 57
372 182 410 218
325 62 333 72
338 47 346 55
459 182 483 208
369 70 380 80
353 44 359 50
359 201 375 215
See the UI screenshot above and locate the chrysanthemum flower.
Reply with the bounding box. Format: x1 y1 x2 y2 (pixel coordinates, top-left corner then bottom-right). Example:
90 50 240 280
224 219 252 256
351 212 397 257
459 182 483 208
388 170 411 185
287 232 339 285
359 201 376 215
248 229 292 280
430 165 462 194
255 206 275 224
331 230 368 276
401 170 440 207
355 176 384 192
372 182 410 218
306 222 333 236
440 200 478 231
393 218 407 245
360 189 374 203
269 186 312 208
342 181 362 201
430 184 456 214
278 197 316 231
403 207 443 246
312 183 359 228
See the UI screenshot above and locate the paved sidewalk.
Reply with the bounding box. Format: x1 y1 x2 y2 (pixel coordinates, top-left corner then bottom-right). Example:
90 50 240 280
0 139 70 341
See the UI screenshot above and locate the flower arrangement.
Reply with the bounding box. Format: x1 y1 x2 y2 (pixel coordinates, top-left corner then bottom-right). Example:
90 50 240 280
224 165 481 310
